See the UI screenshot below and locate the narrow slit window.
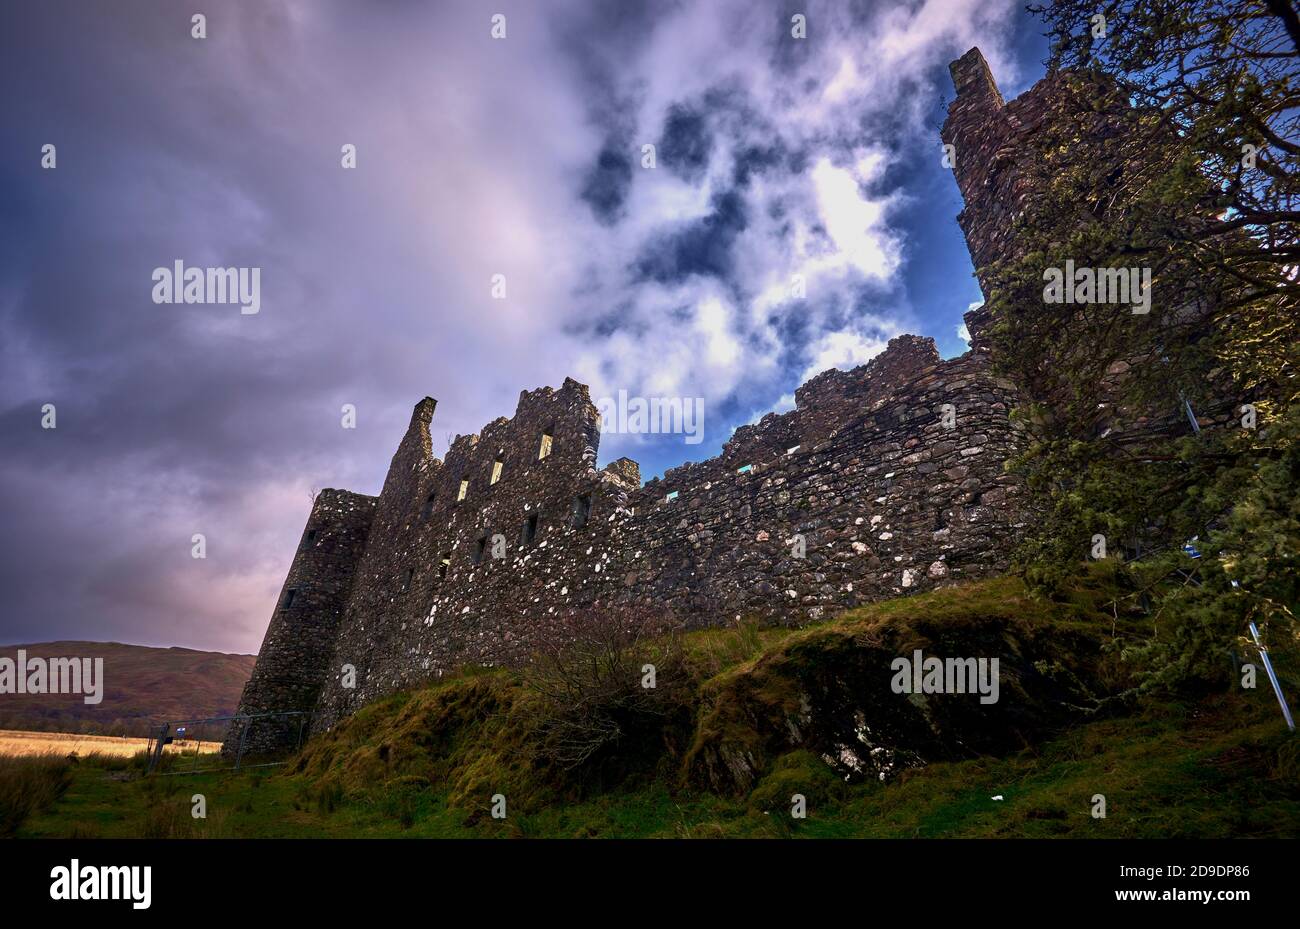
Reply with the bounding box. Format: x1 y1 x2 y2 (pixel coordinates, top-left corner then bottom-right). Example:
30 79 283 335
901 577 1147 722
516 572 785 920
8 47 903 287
572 494 591 529
490 458 504 485
283 588 297 610
473 535 488 564
538 431 553 460
304 529 318 547
520 512 538 546
422 493 436 518
402 568 414 592
457 478 469 502
438 555 450 581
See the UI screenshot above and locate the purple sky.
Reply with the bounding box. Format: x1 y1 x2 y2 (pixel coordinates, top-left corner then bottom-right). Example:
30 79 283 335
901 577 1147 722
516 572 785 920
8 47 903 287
0 0 1049 653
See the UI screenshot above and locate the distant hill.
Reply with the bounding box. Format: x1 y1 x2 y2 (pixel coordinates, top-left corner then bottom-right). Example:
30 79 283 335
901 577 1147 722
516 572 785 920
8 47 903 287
0 641 255 738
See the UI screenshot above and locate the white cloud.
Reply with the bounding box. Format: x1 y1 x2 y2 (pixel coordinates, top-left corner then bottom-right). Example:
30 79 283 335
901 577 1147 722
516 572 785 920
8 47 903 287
552 0 1019 460
809 156 900 280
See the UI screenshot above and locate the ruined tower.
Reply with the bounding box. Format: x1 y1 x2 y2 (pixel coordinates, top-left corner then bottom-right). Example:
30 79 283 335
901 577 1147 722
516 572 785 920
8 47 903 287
941 46 1235 442
225 488 376 755
938 47 1111 348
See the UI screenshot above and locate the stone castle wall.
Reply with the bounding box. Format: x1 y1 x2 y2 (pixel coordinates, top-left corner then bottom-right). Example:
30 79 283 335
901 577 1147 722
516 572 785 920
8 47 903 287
232 331 1027 742
228 48 1079 748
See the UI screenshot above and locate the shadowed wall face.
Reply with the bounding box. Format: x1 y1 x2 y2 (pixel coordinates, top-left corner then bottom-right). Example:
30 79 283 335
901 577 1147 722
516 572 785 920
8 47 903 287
226 489 375 755
941 48 1238 443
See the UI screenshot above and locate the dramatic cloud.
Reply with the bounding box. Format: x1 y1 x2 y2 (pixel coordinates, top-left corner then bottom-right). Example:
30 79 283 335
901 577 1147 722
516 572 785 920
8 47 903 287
0 0 1042 651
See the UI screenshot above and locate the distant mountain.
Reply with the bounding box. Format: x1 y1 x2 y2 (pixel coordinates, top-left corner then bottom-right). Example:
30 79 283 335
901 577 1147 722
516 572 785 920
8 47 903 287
0 641 255 738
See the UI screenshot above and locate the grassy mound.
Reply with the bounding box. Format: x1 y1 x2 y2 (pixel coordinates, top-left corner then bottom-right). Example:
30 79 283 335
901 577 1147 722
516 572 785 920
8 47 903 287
290 674 552 811
290 571 1146 813
13 569 1298 838
684 574 1137 792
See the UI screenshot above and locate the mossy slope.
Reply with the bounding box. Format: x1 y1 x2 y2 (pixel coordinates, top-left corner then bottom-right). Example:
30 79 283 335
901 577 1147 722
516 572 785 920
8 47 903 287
294 572 1146 810
685 574 1134 792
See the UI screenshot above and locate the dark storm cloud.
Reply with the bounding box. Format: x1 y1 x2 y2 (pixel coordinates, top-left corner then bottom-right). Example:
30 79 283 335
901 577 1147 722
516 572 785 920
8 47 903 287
657 104 713 182
580 141 635 225
633 188 748 283
0 0 1031 652
0 0 586 650
732 141 787 188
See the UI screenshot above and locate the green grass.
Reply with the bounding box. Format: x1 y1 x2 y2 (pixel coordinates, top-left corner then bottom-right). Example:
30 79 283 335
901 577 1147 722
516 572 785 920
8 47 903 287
12 571 1300 838
14 690 1297 838
0 753 73 837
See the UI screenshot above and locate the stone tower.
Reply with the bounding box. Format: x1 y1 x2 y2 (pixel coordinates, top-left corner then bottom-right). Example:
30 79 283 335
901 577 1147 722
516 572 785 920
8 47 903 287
940 47 1088 348
941 46 1233 442
224 488 376 756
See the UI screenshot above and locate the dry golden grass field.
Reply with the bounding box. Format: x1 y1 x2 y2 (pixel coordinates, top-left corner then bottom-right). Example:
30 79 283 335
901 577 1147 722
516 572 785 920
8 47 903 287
0 729 221 758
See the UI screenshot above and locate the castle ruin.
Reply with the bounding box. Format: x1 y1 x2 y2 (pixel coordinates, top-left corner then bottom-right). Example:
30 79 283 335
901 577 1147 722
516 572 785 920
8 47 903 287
227 49 1146 752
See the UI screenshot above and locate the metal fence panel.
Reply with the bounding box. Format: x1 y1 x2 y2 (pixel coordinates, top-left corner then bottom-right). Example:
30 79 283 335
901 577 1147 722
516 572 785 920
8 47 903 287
146 711 310 776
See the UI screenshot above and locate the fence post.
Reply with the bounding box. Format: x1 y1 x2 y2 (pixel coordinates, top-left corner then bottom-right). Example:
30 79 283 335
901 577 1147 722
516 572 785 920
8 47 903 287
233 715 251 771
148 723 169 775
190 720 203 772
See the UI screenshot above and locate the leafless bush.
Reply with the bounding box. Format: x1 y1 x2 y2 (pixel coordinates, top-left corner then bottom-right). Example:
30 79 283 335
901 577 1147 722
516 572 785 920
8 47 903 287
520 606 688 773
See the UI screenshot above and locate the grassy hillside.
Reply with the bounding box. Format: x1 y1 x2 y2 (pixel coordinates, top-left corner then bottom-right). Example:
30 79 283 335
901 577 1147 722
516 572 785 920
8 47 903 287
0 641 255 737
9 573 1299 838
